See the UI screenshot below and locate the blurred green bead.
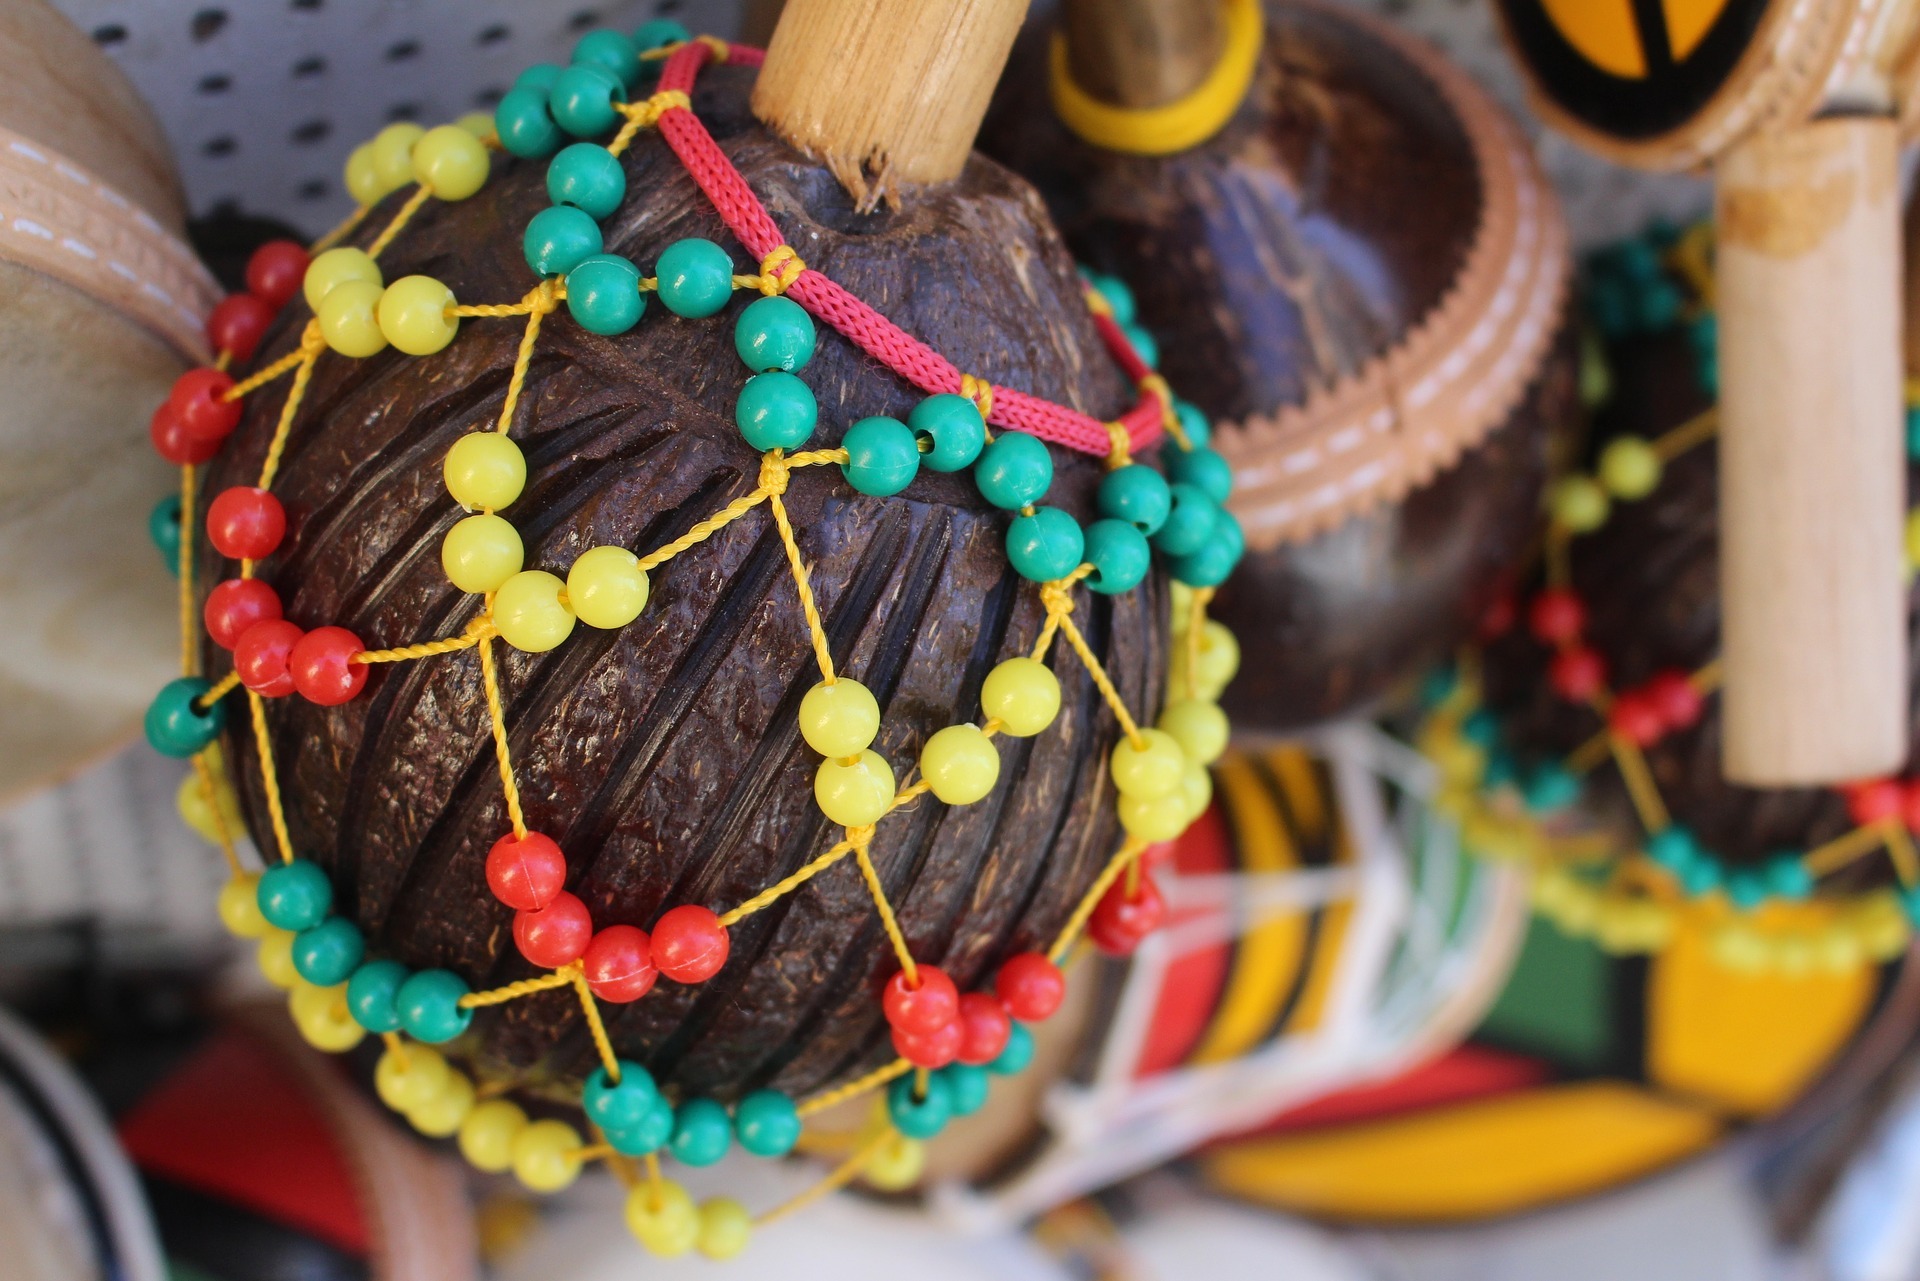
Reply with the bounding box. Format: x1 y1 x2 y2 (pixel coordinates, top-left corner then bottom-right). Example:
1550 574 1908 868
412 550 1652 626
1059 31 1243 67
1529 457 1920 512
1166 444 1232 504
990 1023 1035 1074
584 1061 660 1131
670 1097 732 1166
634 18 691 50
572 29 639 90
941 1063 990 1117
346 959 409 1033
292 916 365 986
1168 508 1242 588
1152 482 1216 558
1097 463 1170 535
145 677 225 757
1173 399 1210 447
886 1072 951 1139
1122 322 1158 369
733 1090 801 1157
514 63 563 94
1083 518 1149 594
548 63 623 137
396 969 473 1043
150 493 183 576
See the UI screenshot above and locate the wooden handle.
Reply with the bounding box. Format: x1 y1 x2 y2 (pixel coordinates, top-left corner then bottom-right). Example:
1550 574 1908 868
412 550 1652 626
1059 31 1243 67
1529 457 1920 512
1716 117 1908 785
1061 0 1224 108
751 0 1029 209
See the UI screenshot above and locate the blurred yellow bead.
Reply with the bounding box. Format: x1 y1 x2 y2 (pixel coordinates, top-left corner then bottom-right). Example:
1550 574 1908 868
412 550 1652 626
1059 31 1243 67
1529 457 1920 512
289 981 365 1052
1158 699 1227 765
1179 759 1212 823
625 1180 698 1256
458 1099 528 1172
1592 899 1639 954
377 275 458 355
454 111 498 142
566 545 649 629
217 873 269 938
344 143 384 206
318 279 389 357
920 724 999 805
863 1133 924 1190
1118 790 1189 842
1709 925 1767 973
410 124 490 200
981 657 1060 737
815 749 895 826
408 1069 476 1137
1192 621 1239 691
1905 509 1920 572
1551 475 1610 533
176 770 242 846
1169 581 1194 632
494 570 576 652
442 514 524 594
696 1198 752 1260
1773 935 1814 977
798 678 880 757
370 122 426 194
1110 728 1185 800
258 928 300 988
1598 436 1662 500
303 246 382 311
1555 883 1599 936
1425 734 1487 788
1856 895 1910 959
444 433 526 511
511 1118 583 1193
1815 926 1863 975
375 1043 450 1112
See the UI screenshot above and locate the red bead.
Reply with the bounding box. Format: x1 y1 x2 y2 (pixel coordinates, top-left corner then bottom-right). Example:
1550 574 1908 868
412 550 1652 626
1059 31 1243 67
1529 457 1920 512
1644 669 1704 731
206 486 286 560
234 619 304 697
1478 592 1517 641
954 992 1012 1065
149 399 219 465
1548 646 1607 703
891 1019 962 1069
881 966 958 1036
652 905 729 983
1845 778 1904 827
1607 691 1664 748
1087 873 1166 957
204 578 282 650
170 368 241 444
288 626 368 705
1902 782 1920 836
485 831 567 910
1527 588 1587 645
206 293 274 362
514 890 593 968
245 240 309 311
583 925 657 1003
994 952 1065 1022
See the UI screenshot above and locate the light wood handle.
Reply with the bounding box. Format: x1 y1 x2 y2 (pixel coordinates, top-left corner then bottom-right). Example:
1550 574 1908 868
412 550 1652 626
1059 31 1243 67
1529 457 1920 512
751 0 1029 209
1716 116 1908 785
1061 0 1224 108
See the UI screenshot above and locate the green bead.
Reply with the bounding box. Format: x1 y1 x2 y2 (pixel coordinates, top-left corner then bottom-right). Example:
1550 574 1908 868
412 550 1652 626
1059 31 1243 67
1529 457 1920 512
145 677 224 757
572 29 639 90
1166 444 1232 504
908 394 986 472
841 416 920 496
989 1022 1034 1074
734 296 816 372
886 1072 951 1139
150 494 182 575
548 63 623 138
1647 825 1701 874
941 1064 990 1117
346 959 409 1033
669 1097 732 1166
1461 709 1500 748
495 87 562 159
1153 483 1217 558
1907 404 1920 461
634 18 691 50
735 372 817 451
1099 273 1136 325
1083 519 1150 594
1096 464 1170 535
1679 855 1722 898
655 237 737 318
1522 762 1580 813
1122 323 1158 369
1173 399 1210 448
604 1099 674 1156
1902 885 1920 930
524 204 602 277
397 969 473 1043
974 432 1053 509
1168 509 1242 588
1726 870 1767 911
585 1061 660 1132
733 1090 801 1157
1006 506 1084 583
293 916 365 986
546 142 626 219
1767 853 1814 900
565 253 644 334
514 64 562 94
257 858 333 932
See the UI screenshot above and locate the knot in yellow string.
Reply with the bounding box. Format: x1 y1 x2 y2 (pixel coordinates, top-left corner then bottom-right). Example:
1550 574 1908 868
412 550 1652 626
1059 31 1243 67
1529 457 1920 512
1103 420 1132 470
1039 579 1076 620
298 318 327 355
959 373 994 422
755 245 806 296
846 823 877 850
630 89 691 127
1136 372 1187 443
530 276 563 314
758 450 792 496
697 34 731 61
1083 288 1114 318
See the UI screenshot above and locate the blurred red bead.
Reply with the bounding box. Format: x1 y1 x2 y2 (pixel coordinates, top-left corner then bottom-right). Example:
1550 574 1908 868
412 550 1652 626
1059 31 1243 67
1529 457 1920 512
652 905 729 983
994 952 1065 1022
1644 669 1705 731
245 240 309 310
204 577 282 649
150 399 219 465
234 619 304 697
1607 691 1664 748
1527 588 1586 645
514 891 593 968
206 293 274 362
954 992 1011 1065
170 368 241 444
882 966 958 1036
891 1019 962 1069
1845 778 1904 827
1478 592 1517 641
288 626 367 705
583 925 657 1003
1902 782 1920 836
1087 873 1165 956
206 486 286 560
485 831 566 910
1548 646 1607 703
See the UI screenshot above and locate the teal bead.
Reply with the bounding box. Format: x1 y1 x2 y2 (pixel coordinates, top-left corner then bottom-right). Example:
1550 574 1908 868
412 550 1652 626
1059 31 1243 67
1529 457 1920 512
634 18 691 50
1726 870 1767 911
145 676 225 757
1766 853 1814 900
1679 854 1722 898
734 296 816 372
584 1061 660 1132
1481 749 1518 791
524 204 603 277
669 1097 732 1166
604 1099 674 1156
150 494 182 576
1614 239 1661 283
1098 273 1136 325
345 959 409 1033
841 416 920 497
1901 884 1920 929
1906 404 1920 461
1166 444 1232 504
1152 483 1216 558
735 372 817 451
1082 519 1149 594
655 237 737 318
396 969 473 1043
293 916 365 986
1097 464 1170 535
572 29 639 90
989 1022 1034 1075
1522 762 1581 813
548 64 623 138
733 1090 801 1157
1637 279 1682 332
1173 399 1211 448
494 87 562 159
1122 323 1158 369
257 858 333 932
940 1064 990 1118
974 432 1053 510
908 394 986 472
885 1072 951 1140
1006 506 1084 583
565 253 644 334
1461 709 1501 748
1646 825 1701 875
1168 509 1242 588
514 63 563 94
1419 667 1459 709
546 143 626 219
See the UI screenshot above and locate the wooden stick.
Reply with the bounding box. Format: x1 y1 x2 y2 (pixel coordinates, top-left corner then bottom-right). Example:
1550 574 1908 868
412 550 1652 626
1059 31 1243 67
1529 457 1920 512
751 0 1028 209
1715 116 1908 785
1061 0 1225 109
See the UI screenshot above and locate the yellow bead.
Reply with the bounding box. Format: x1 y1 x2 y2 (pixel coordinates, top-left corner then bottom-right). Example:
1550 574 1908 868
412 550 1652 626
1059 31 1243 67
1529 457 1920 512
921 724 1000 805
442 514 524 594
1598 436 1662 500
217 873 269 938
625 1180 698 1256
408 1069 476 1137
410 124 490 200
1592 900 1639 954
814 749 896 826
370 122 426 195
1905 509 1920 572
344 143 384 205
863 1133 925 1191
1551 475 1610 533
1118 790 1190 841
375 1043 449 1112
798 678 880 757
493 570 576 653
1158 699 1227 765
1815 926 1862 975
696 1198 753 1260
303 246 382 312
1110 728 1186 800
511 1118 583 1193
444 433 527 511
566 545 649 629
1192 621 1239 692
981 657 1060 737
289 981 365 1052
1179 758 1212 822
458 1099 528 1172
176 770 242 846
1169 581 1194 633
455 111 498 142
318 279 389 357
257 928 300 989
377 275 458 355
